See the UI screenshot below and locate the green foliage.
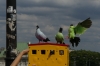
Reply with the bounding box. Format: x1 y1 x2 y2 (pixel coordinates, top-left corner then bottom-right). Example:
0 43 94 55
69 50 100 66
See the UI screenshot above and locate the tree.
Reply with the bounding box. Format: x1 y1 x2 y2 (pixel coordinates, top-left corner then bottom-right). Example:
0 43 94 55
69 50 100 66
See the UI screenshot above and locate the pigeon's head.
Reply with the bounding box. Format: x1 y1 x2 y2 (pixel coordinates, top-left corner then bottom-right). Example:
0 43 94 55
36 25 39 29
59 27 63 32
70 24 73 26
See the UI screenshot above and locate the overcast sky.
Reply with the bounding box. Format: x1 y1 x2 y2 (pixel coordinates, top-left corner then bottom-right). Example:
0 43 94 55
0 0 100 52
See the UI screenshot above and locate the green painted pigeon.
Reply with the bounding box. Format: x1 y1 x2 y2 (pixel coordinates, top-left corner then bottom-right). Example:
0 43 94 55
55 27 65 44
68 18 92 47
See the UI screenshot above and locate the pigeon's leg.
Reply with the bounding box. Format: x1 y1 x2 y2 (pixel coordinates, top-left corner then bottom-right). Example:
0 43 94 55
39 40 41 43
63 42 65 44
75 42 78 47
60 42 65 44
57 42 58 44
43 40 45 43
69 38 74 47
59 42 61 44
72 43 74 47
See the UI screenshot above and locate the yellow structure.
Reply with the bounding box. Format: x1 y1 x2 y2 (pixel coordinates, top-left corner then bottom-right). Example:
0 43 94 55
28 43 69 66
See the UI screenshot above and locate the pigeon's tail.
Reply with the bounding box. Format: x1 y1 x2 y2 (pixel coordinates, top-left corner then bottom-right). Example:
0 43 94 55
74 37 80 47
46 38 50 41
43 38 50 42
69 37 80 47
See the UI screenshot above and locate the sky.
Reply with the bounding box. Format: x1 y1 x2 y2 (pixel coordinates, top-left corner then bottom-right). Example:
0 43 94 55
0 0 100 52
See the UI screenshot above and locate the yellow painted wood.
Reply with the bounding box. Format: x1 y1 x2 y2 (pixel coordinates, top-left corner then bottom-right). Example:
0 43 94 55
28 43 69 66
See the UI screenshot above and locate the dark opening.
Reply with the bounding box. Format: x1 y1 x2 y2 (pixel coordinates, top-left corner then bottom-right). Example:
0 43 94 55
32 50 36 54
59 50 64 55
50 50 55 55
41 50 45 54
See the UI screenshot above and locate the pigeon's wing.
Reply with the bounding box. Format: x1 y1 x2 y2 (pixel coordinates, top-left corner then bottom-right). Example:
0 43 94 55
39 32 47 39
55 32 64 42
74 18 92 35
38 29 47 39
55 33 58 41
35 29 47 40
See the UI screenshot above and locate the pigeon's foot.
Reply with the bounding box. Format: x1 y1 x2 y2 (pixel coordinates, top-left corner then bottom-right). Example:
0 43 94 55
63 42 65 44
72 43 74 47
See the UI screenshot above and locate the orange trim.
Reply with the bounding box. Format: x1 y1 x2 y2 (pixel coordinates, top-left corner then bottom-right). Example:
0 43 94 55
28 42 69 47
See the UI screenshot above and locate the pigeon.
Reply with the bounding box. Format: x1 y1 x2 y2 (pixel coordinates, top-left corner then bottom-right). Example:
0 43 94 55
35 25 50 42
68 18 92 47
55 27 65 44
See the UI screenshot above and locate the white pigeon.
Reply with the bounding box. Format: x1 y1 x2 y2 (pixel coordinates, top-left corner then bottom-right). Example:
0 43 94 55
35 25 50 42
